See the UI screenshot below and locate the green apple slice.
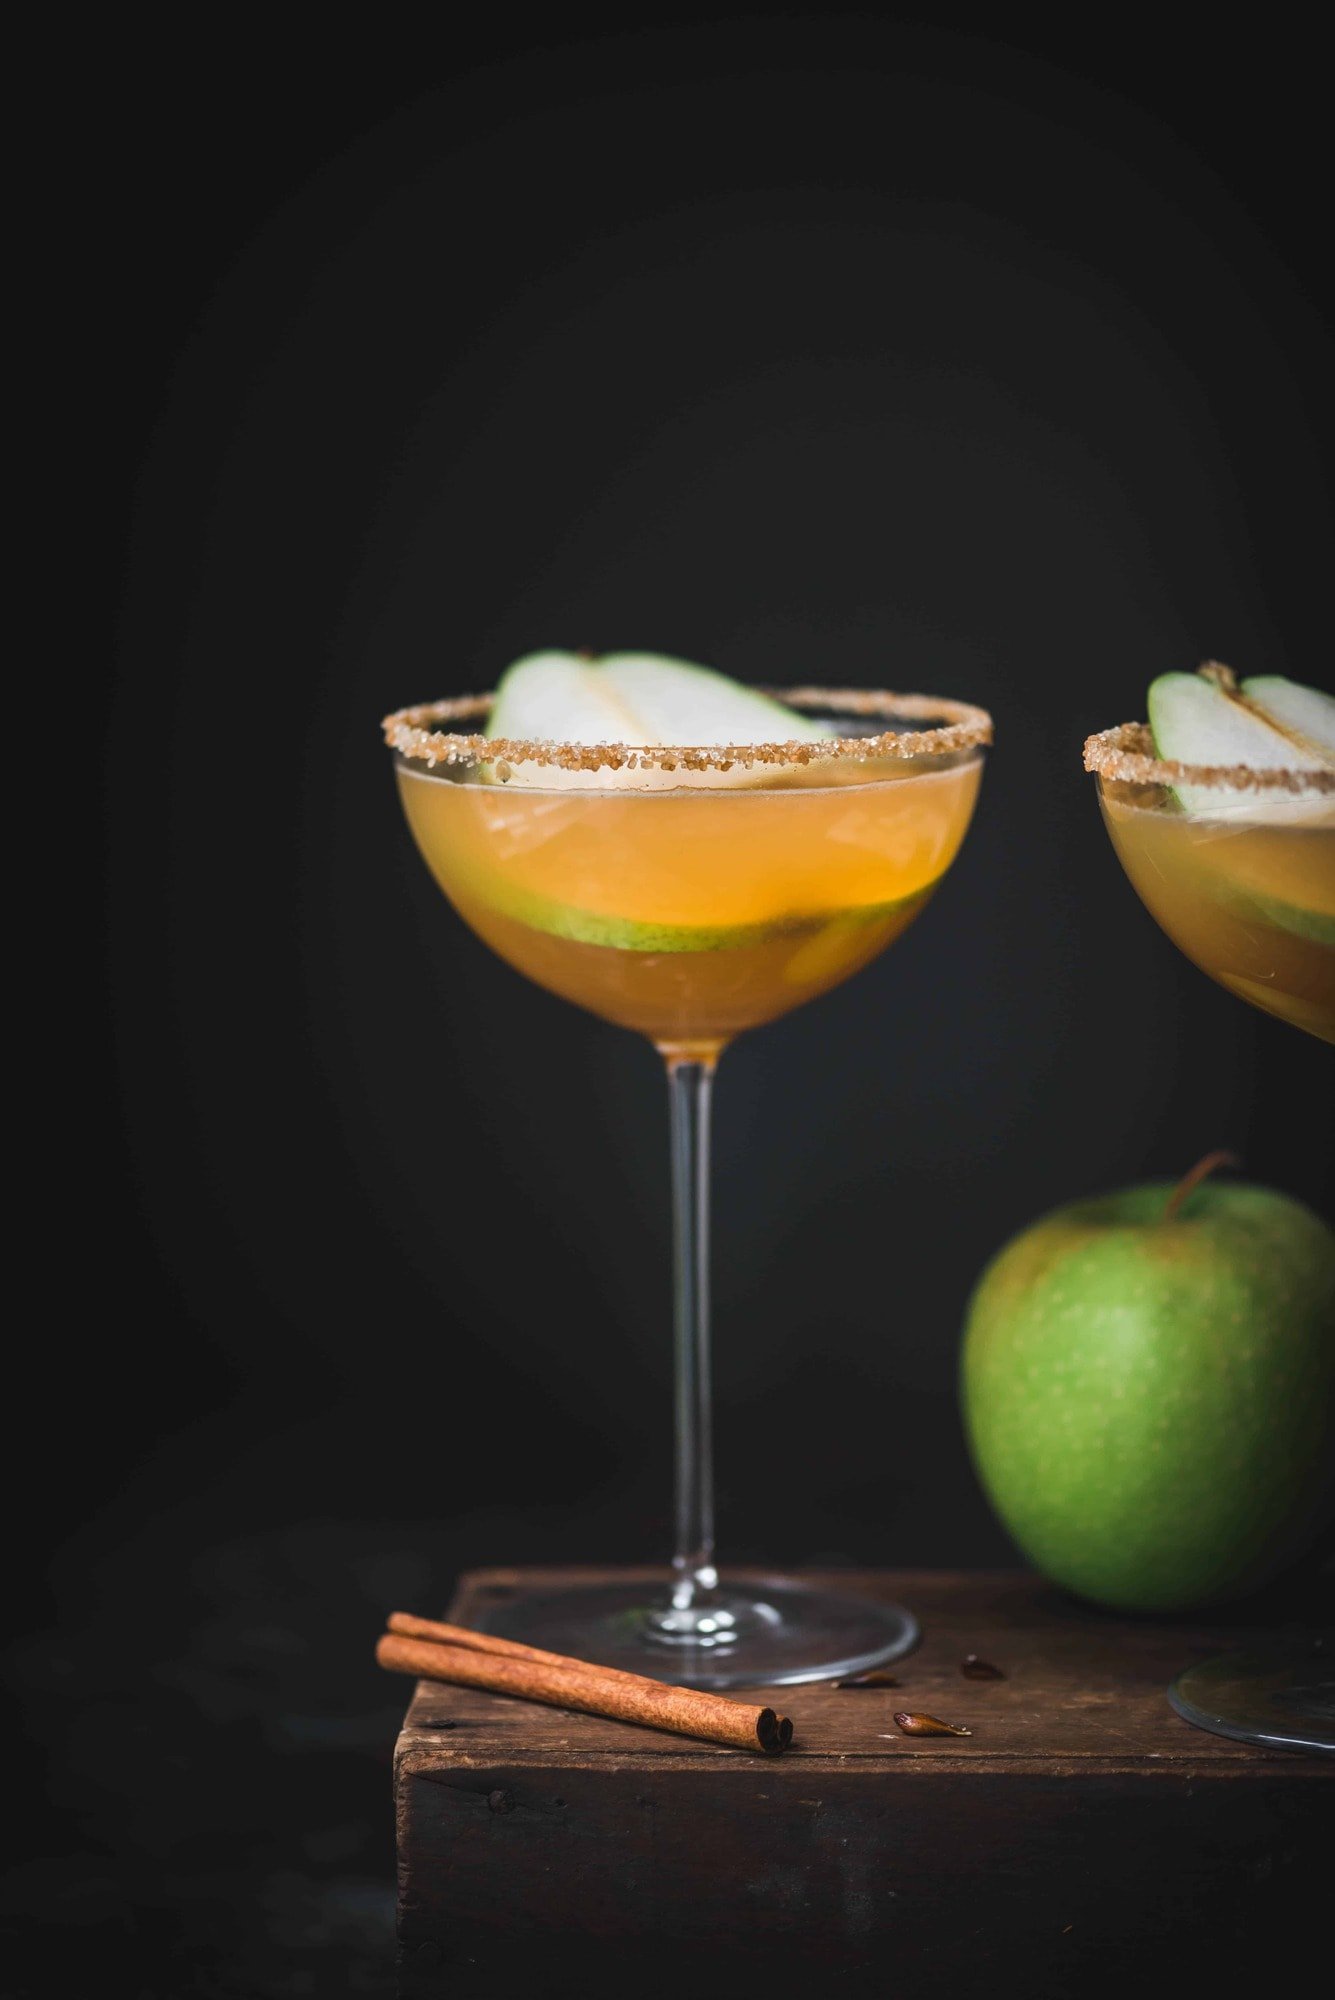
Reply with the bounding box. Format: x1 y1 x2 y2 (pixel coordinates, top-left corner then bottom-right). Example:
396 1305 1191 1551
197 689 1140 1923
472 874 916 952
1147 670 1331 817
1241 675 1335 759
483 649 830 787
597 653 830 746
486 651 637 745
1240 890 1335 947
1149 668 1335 942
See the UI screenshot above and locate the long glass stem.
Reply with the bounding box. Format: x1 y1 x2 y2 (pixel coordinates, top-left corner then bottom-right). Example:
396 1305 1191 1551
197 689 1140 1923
665 1052 719 1613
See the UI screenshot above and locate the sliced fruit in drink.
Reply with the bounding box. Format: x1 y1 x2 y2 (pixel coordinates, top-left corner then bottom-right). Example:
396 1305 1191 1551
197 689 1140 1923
779 899 926 985
1215 840 1335 948
1241 891 1335 947
463 873 918 953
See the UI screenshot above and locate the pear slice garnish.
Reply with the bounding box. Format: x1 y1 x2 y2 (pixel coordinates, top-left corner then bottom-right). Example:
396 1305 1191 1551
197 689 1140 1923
1241 675 1335 760
596 652 830 747
483 650 830 788
485 650 639 747
1147 668 1332 817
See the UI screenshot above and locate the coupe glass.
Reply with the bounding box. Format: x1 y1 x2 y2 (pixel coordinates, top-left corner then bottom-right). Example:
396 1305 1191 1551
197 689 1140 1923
1084 709 1335 1753
1084 718 1335 1043
384 685 992 1687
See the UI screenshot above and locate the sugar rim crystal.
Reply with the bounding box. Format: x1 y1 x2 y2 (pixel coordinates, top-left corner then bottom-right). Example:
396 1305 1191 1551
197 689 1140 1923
382 686 993 774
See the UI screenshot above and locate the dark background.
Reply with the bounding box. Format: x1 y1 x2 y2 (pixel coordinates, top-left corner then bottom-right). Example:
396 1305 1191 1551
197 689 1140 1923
14 12 1334 1995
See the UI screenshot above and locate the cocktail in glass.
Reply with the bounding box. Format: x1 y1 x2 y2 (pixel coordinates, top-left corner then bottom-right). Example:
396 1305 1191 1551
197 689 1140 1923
1084 702 1335 1752
1084 720 1335 1043
384 685 991 1686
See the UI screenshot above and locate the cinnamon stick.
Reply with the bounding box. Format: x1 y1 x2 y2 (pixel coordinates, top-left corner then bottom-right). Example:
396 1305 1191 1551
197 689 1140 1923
376 1629 793 1755
387 1609 694 1690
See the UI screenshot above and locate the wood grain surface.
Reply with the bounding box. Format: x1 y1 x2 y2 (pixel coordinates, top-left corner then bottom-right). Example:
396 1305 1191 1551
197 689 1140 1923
400 1566 1327 1773
394 1568 1331 1998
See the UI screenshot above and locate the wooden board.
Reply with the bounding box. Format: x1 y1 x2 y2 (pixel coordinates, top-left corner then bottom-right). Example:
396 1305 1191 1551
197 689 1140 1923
393 1568 1331 1997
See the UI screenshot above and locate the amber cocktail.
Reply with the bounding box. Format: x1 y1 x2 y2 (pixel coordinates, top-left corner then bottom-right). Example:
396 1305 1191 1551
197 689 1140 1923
1085 723 1335 1044
384 683 991 1685
1084 682 1334 1756
397 726 982 1054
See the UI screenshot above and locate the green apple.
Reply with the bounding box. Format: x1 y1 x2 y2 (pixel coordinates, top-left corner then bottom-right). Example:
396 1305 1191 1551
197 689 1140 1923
961 1169 1335 1611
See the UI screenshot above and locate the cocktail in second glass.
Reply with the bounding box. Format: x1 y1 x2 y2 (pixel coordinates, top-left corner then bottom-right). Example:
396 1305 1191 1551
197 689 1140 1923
1099 796 1334 1041
1086 666 1335 1044
1083 663 1335 1752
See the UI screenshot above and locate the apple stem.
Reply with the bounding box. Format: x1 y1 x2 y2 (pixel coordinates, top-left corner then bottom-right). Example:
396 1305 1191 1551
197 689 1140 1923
1197 660 1240 692
1163 1149 1240 1222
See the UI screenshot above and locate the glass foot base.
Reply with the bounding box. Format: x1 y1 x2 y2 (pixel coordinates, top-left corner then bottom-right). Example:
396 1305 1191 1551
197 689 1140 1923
474 1575 920 1689
1168 1639 1335 1756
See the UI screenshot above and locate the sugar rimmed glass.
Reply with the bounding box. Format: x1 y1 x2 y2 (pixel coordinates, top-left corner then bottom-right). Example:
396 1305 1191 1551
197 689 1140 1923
1084 720 1335 1044
1083 710 1335 1754
383 686 992 1687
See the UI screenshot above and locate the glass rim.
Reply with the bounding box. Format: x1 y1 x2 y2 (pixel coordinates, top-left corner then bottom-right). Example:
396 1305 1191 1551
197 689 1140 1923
1084 720 1335 796
382 685 993 775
